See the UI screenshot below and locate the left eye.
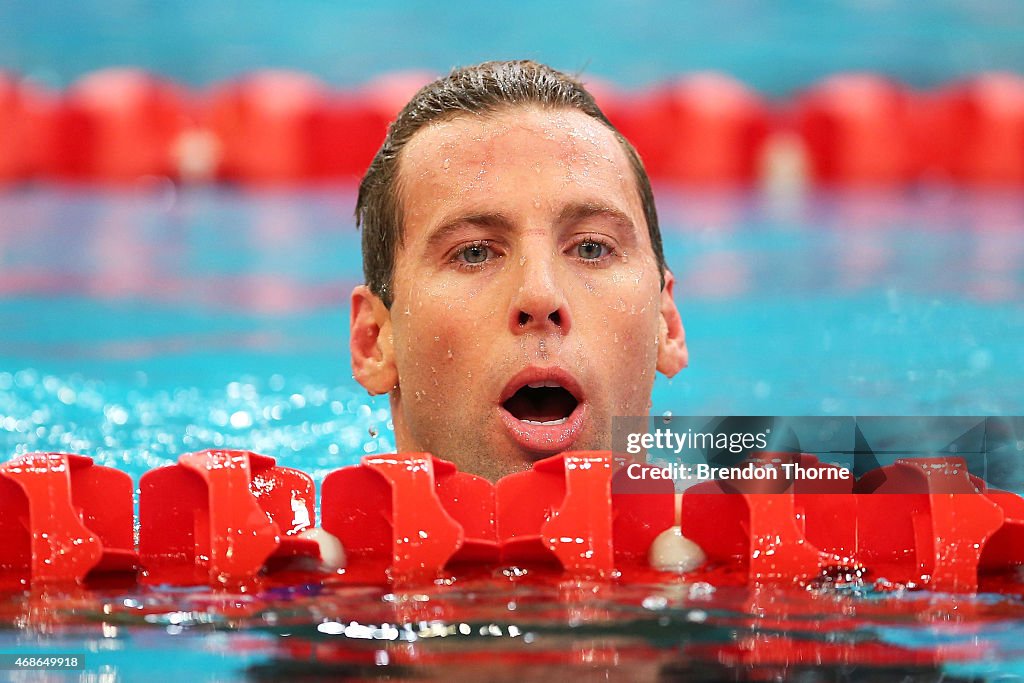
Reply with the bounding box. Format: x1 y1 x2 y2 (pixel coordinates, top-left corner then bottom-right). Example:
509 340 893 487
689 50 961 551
460 244 490 264
576 240 608 260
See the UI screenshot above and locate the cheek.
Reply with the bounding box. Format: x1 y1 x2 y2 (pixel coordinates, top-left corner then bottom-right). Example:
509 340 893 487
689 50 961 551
585 266 662 334
589 274 663 390
394 277 501 377
400 260 499 316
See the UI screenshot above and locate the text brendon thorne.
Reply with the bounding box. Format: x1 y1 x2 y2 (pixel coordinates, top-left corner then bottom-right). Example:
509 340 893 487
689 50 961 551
625 461 853 482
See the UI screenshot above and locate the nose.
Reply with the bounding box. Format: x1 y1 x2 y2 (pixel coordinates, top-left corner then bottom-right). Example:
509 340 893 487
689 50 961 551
509 251 572 335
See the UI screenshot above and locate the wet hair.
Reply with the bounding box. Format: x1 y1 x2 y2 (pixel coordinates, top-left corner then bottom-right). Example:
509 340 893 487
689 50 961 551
355 59 665 307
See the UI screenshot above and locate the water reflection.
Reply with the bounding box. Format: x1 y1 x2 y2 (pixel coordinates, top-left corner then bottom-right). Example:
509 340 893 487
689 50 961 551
2 575 1023 681
0 186 1021 307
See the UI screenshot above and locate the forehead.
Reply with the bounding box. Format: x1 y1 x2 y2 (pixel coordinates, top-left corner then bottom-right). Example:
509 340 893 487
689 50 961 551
395 106 644 237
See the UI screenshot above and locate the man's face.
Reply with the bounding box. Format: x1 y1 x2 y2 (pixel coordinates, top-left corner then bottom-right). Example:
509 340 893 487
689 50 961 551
352 106 686 481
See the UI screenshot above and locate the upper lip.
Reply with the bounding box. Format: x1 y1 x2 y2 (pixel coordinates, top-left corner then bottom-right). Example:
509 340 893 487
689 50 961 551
498 366 584 406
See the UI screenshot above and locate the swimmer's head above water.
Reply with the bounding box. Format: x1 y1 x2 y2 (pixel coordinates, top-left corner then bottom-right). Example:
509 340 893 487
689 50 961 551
350 60 688 481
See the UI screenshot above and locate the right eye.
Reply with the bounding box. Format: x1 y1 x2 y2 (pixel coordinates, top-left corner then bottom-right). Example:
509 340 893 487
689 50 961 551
459 243 490 264
451 241 499 269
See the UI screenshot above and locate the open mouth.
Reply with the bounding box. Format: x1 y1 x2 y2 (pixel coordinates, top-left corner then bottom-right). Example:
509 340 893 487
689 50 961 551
502 381 579 426
498 368 587 456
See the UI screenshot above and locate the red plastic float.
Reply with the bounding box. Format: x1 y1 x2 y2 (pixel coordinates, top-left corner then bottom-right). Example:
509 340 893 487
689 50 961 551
681 452 850 584
0 453 136 586
919 72 1024 185
48 68 191 183
138 449 318 585
794 73 919 185
0 73 57 183
0 72 24 182
321 453 482 583
204 70 435 183
606 72 770 184
3 448 1024 590
496 452 675 575
310 70 434 179
321 451 675 582
854 457 1005 591
204 70 331 184
681 452 1024 592
303 92 389 180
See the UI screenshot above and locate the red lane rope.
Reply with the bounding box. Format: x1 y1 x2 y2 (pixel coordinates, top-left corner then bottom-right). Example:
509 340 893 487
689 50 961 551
2 69 1022 187
2 449 1023 591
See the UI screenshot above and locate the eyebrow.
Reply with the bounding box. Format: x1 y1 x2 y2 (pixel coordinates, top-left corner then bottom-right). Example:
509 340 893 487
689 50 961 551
556 202 637 239
423 201 638 252
425 212 515 252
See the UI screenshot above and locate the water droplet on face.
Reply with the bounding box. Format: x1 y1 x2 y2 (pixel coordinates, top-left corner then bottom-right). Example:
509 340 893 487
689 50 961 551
519 255 526 266
442 158 450 170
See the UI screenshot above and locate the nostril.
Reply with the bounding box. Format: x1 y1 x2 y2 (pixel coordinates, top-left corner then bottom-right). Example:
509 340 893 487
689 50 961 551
518 311 531 327
548 311 561 327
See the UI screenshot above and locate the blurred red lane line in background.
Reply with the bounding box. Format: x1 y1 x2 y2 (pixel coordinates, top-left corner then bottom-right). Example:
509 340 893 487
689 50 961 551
1 68 1023 187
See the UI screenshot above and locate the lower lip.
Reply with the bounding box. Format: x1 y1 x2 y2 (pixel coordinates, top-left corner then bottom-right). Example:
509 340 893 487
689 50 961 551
498 401 588 457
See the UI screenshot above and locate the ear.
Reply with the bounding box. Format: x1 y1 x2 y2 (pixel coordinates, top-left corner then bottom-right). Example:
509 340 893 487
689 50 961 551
656 270 688 377
350 285 398 395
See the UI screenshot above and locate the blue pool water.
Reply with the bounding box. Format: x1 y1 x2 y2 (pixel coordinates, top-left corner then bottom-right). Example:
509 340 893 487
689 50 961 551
3 1 1024 94
1 185 1024 680
2 186 1022 477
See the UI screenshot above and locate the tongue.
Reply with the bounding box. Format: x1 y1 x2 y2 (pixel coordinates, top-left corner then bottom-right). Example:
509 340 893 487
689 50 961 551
503 387 577 423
